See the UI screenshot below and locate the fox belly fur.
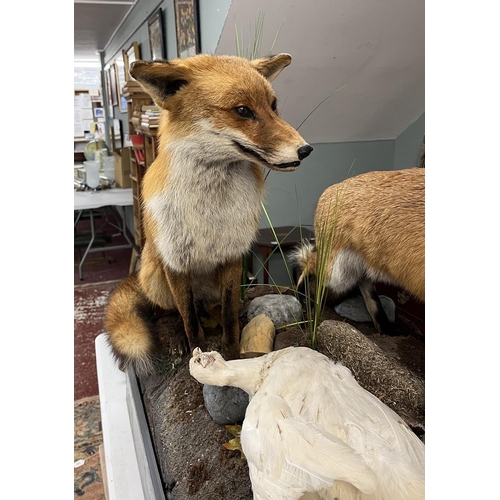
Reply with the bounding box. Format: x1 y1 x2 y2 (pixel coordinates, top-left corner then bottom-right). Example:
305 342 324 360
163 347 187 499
292 168 424 335
104 53 312 375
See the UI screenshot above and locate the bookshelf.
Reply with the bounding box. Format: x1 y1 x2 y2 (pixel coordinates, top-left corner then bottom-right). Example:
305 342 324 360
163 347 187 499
123 81 159 272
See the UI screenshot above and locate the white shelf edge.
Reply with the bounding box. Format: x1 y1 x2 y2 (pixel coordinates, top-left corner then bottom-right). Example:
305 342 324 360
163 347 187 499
95 333 147 500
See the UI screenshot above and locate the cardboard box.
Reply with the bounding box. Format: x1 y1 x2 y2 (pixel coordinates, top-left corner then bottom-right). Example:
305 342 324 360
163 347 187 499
113 147 132 188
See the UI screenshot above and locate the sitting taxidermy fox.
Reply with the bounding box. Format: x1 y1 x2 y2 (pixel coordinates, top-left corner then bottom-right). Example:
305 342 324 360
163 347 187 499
104 53 313 375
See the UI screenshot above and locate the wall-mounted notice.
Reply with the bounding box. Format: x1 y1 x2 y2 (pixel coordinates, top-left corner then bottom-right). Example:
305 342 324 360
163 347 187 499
74 91 93 138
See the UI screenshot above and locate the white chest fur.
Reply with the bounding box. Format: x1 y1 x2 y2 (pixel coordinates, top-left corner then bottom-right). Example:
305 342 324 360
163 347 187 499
146 153 263 274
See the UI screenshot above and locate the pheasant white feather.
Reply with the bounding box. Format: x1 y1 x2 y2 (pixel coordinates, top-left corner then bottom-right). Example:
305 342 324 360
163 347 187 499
189 346 424 500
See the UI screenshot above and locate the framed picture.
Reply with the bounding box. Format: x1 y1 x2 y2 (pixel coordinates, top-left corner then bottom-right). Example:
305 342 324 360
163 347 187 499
109 65 118 106
174 0 200 58
148 7 165 60
104 68 115 119
93 107 104 118
104 69 112 109
114 58 128 113
123 41 141 81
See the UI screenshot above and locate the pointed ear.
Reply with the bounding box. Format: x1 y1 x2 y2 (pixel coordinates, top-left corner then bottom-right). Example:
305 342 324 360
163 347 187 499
250 53 292 82
129 60 191 109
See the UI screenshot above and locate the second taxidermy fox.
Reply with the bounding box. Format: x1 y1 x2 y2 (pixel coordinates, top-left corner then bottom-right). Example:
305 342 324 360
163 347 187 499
292 168 424 335
104 53 313 375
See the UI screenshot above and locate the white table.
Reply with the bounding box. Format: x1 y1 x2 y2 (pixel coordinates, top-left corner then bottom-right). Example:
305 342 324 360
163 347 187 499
74 188 133 211
74 188 136 280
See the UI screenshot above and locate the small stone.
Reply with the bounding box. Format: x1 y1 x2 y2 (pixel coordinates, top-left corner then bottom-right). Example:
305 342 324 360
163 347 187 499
202 385 249 425
247 294 302 328
240 314 275 358
334 295 396 323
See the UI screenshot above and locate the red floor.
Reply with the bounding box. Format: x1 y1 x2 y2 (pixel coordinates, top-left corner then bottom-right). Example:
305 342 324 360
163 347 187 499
74 211 133 400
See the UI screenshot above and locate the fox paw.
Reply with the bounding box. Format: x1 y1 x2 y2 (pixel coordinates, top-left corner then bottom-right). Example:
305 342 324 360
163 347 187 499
169 331 189 357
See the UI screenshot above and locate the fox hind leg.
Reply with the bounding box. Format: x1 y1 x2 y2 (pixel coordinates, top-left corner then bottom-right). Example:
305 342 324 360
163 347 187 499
358 279 396 335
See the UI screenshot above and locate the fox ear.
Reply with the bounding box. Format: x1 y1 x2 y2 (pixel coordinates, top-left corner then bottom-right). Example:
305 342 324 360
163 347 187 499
250 53 292 82
129 60 190 108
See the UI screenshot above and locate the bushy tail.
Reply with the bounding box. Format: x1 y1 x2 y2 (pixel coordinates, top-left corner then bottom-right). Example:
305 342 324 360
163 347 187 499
289 240 317 288
104 274 160 376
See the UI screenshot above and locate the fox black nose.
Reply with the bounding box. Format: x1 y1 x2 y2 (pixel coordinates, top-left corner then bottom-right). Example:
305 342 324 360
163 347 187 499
297 144 313 160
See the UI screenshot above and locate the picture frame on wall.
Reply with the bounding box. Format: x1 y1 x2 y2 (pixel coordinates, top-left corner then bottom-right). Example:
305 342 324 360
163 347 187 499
104 69 112 109
109 65 118 107
104 68 115 119
174 0 200 58
148 7 165 60
123 41 141 81
115 58 128 113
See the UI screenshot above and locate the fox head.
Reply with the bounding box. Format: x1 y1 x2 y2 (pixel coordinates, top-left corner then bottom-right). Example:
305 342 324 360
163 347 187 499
130 54 313 171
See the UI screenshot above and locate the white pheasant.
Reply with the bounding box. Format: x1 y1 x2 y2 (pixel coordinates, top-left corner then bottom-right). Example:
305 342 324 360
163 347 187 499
189 346 424 500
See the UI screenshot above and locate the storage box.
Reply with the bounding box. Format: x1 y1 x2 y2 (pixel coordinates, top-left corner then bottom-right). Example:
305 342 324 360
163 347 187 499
113 147 132 188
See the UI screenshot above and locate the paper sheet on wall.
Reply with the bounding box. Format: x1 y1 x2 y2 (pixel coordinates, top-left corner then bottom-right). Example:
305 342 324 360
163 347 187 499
82 108 93 120
80 93 92 108
74 91 92 137
82 119 93 131
74 108 84 137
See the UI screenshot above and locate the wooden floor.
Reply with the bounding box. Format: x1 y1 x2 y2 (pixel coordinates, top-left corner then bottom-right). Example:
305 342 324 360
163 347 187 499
74 211 133 400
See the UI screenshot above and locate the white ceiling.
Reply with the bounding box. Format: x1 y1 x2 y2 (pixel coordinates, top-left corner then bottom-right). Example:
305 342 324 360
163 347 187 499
74 0 424 143
216 0 424 143
74 0 137 61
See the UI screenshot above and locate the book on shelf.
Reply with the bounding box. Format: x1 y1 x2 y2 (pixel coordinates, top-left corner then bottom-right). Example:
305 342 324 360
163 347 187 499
123 92 151 99
141 115 159 127
141 123 159 130
140 106 160 130
130 135 145 164
122 81 152 100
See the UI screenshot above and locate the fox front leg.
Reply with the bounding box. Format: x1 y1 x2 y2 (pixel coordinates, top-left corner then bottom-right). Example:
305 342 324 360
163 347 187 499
164 268 206 356
219 258 243 360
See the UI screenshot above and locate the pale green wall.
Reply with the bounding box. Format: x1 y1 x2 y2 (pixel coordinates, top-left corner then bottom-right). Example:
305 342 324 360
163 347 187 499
394 113 425 170
255 139 395 285
261 140 395 229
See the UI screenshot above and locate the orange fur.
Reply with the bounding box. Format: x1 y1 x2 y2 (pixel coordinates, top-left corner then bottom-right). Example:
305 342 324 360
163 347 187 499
104 54 313 374
293 168 424 334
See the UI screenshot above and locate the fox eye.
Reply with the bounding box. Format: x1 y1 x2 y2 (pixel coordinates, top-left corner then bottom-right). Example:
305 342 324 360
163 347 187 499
196 357 201 364
271 99 278 113
234 106 256 119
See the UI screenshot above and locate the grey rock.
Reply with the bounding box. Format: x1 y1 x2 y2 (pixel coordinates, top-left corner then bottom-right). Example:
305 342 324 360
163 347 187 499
316 320 425 432
334 295 396 323
202 384 249 425
247 294 302 328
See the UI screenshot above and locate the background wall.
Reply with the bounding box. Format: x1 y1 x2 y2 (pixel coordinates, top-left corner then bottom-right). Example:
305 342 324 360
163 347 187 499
394 113 425 171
